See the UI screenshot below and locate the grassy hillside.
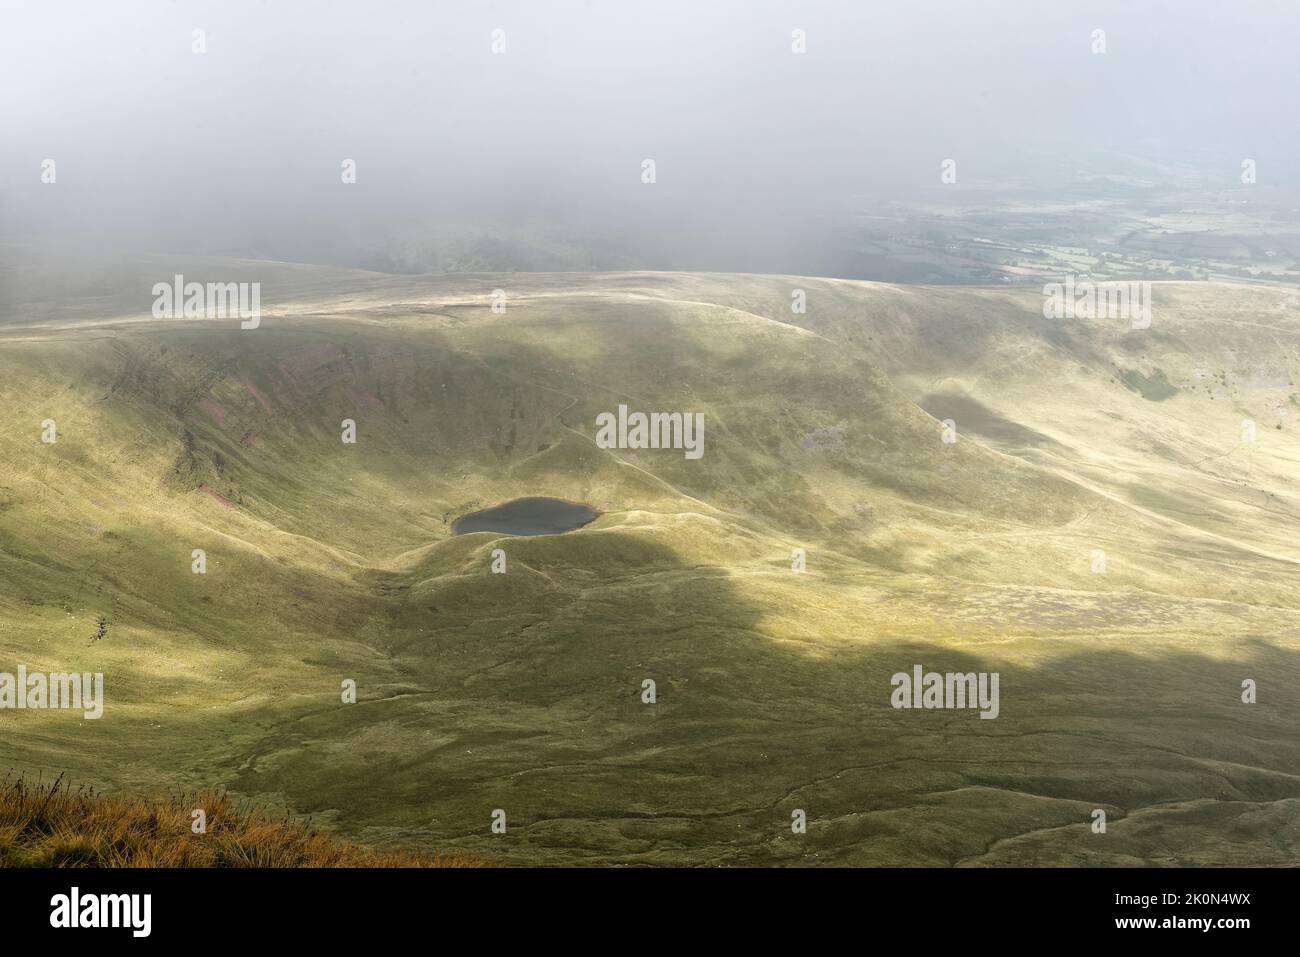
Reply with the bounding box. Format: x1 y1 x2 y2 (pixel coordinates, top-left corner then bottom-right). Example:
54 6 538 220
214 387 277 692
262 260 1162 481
1 255 1299 865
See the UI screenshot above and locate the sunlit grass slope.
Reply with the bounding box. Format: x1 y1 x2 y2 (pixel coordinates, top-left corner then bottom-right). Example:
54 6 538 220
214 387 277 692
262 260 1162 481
1 255 1299 865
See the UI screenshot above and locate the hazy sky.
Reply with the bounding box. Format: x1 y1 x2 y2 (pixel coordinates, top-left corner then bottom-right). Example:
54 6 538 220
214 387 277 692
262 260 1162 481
2 0 1298 269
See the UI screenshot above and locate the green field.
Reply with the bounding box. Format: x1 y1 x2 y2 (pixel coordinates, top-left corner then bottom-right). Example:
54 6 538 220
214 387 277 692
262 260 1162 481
2 252 1299 865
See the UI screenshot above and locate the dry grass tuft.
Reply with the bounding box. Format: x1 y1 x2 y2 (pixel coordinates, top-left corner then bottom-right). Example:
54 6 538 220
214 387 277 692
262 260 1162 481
0 772 483 868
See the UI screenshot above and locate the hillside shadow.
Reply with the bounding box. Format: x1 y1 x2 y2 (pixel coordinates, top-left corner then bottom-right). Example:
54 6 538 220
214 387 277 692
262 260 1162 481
90 519 1300 867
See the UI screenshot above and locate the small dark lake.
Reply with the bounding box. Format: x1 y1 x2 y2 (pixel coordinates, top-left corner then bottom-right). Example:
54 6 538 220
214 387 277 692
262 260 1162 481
451 497 599 536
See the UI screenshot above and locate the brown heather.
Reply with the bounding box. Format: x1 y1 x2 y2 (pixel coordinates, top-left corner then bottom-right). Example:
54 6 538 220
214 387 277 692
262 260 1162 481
0 773 484 868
